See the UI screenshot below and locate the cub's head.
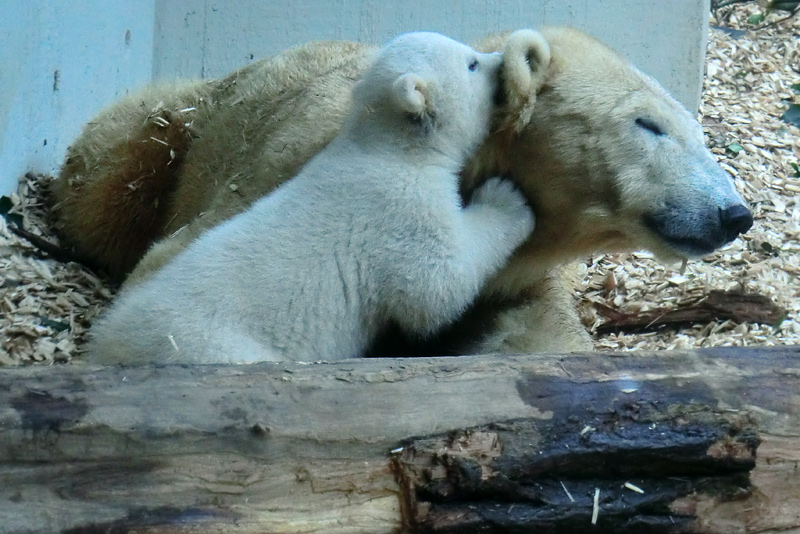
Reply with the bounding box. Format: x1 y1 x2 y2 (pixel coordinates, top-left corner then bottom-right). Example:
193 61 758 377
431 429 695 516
352 32 503 158
471 28 752 280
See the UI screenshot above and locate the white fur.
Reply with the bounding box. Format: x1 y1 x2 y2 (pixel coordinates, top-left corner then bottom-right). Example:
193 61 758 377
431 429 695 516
88 32 534 364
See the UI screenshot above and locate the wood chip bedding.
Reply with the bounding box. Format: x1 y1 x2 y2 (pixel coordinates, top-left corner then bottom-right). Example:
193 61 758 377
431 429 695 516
1 6 798 365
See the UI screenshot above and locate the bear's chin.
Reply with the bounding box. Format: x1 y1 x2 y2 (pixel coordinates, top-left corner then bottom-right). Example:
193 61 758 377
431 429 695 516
642 213 732 260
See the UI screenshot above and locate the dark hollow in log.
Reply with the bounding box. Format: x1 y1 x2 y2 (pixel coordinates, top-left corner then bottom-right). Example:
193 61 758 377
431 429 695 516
394 414 757 533
0 346 798 533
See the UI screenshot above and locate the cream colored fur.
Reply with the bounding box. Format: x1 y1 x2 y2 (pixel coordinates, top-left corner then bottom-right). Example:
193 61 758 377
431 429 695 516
87 32 534 364
55 27 751 357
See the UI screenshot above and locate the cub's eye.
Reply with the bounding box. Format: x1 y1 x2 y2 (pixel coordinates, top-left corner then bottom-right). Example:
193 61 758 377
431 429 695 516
468 58 479 72
636 117 665 136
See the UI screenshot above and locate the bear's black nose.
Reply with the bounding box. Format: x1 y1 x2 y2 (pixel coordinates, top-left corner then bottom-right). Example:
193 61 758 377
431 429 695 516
719 204 753 242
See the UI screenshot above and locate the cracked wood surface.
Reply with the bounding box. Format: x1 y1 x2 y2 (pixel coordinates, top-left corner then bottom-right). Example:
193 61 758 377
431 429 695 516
0 346 798 533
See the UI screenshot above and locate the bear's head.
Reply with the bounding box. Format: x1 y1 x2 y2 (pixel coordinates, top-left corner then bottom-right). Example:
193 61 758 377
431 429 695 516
350 32 503 159
470 27 753 291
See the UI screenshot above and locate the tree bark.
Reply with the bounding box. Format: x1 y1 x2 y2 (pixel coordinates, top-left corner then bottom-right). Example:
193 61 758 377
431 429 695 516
0 346 798 533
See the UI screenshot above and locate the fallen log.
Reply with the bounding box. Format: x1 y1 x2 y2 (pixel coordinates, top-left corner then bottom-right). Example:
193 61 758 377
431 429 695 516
594 290 786 334
0 346 798 533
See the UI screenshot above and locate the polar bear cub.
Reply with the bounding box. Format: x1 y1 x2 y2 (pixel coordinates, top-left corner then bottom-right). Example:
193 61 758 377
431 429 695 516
88 32 535 364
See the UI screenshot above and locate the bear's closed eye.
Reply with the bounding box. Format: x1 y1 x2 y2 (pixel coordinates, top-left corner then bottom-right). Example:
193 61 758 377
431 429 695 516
635 117 665 136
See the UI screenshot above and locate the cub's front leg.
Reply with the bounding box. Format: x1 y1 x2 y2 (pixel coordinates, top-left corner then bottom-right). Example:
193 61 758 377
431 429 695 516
388 177 535 337
463 177 536 261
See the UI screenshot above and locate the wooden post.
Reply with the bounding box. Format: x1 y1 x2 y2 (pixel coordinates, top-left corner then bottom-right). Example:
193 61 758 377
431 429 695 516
0 347 798 533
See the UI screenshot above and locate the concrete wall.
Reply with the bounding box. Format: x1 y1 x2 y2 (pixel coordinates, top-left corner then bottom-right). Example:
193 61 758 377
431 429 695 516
1 0 710 195
154 0 710 111
0 1 156 194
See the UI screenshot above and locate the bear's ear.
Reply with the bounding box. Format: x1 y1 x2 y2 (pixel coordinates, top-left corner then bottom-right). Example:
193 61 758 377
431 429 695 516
392 73 430 117
502 29 551 132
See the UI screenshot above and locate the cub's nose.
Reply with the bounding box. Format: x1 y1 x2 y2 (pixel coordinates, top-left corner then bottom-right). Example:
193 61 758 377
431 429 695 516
720 204 753 242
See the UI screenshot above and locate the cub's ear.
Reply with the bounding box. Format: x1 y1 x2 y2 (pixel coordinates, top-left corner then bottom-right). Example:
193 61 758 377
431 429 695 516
502 29 551 132
392 73 429 116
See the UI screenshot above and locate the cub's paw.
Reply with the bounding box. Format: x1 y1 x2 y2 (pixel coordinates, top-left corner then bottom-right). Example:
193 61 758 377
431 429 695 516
472 177 535 237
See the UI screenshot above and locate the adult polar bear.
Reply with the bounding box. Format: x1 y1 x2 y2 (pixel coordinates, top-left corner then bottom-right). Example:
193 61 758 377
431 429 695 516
53 27 752 356
88 32 534 364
